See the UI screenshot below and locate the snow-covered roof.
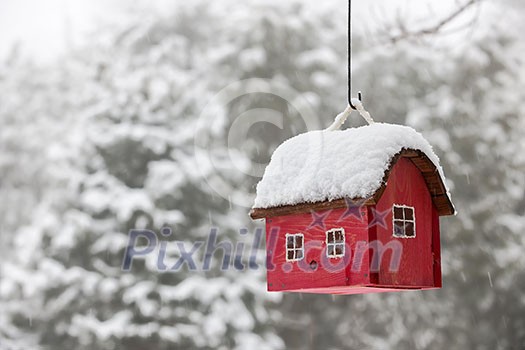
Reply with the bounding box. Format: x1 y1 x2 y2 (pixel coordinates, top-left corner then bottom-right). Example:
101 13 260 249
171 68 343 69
252 123 454 216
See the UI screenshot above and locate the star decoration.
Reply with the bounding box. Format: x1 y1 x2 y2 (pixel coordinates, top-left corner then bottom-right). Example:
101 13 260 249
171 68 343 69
338 197 366 222
308 210 331 230
368 207 390 229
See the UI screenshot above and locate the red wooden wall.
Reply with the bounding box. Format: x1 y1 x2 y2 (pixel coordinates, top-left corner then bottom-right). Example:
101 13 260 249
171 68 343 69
373 157 435 287
265 207 370 292
432 205 442 288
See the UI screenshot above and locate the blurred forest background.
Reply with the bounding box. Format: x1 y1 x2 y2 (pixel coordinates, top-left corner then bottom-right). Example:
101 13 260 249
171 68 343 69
1 0 525 349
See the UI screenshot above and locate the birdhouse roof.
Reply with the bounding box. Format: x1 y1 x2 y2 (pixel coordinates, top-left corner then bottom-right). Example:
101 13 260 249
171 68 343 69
250 123 455 219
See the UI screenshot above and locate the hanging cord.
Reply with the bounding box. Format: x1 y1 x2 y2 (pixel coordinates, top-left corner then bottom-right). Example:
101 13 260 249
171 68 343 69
348 0 357 109
326 0 374 131
347 0 373 124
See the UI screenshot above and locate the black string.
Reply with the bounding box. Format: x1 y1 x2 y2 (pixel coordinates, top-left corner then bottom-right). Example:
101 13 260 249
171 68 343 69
348 0 361 110
348 0 352 108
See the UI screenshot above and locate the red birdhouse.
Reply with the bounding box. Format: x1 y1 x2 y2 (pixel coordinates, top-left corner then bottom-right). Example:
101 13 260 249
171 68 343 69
250 123 455 295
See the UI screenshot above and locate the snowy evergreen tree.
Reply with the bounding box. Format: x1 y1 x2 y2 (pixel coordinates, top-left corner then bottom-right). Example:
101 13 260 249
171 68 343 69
1 1 524 349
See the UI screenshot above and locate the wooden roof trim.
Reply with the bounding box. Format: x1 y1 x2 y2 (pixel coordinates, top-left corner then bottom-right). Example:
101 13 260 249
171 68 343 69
404 149 455 216
249 197 377 220
250 148 454 219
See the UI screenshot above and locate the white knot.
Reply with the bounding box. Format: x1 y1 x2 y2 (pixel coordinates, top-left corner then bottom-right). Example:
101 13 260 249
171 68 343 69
351 98 374 125
325 99 375 131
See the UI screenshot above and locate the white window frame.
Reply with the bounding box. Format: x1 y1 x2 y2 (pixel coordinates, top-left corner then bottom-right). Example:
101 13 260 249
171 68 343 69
285 233 304 262
325 228 345 258
392 204 416 238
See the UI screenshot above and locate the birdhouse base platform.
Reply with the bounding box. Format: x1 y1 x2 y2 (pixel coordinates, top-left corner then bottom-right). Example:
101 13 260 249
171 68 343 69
280 285 439 295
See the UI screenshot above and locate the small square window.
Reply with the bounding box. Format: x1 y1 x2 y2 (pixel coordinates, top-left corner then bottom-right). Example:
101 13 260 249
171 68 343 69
285 233 304 262
326 228 345 258
392 205 416 238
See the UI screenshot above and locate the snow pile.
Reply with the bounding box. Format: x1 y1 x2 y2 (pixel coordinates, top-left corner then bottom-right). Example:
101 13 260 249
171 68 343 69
253 123 450 209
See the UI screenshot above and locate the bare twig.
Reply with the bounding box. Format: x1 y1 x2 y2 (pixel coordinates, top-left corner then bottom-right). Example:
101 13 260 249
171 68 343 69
387 0 483 44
